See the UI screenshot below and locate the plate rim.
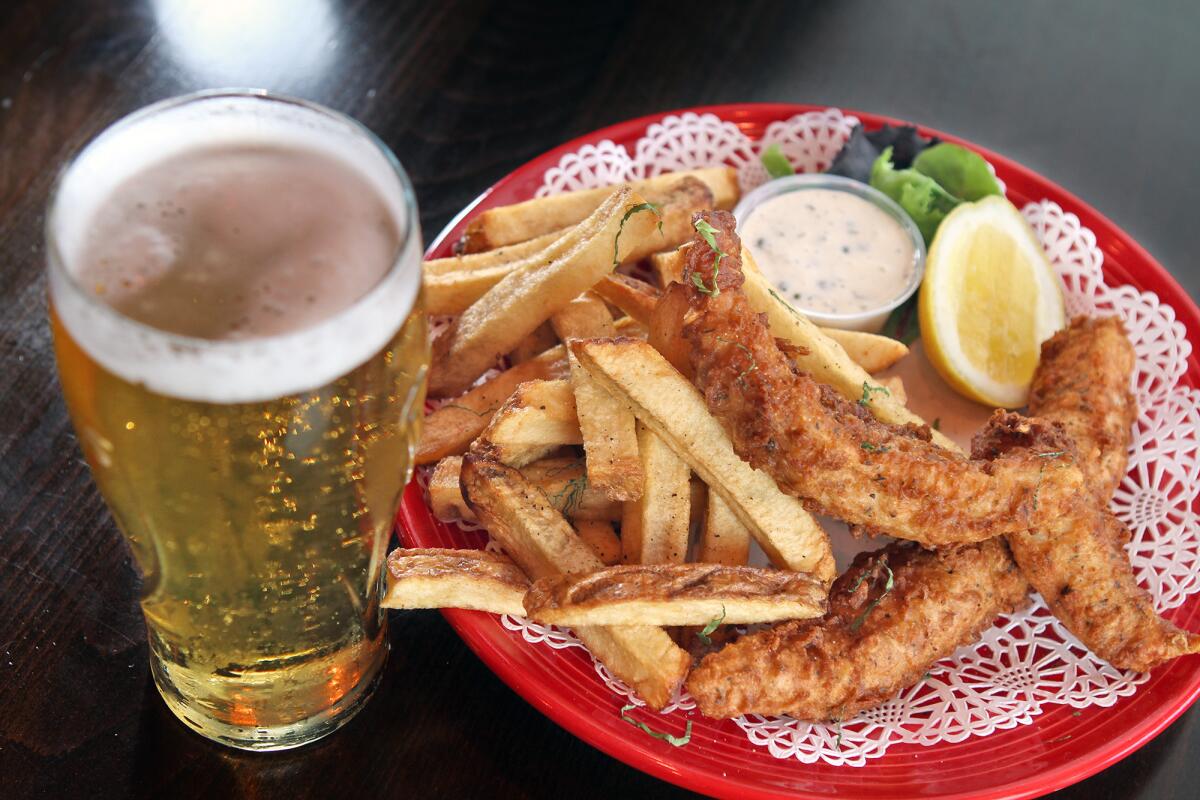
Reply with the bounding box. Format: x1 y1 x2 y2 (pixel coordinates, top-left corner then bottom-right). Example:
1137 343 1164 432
406 102 1200 800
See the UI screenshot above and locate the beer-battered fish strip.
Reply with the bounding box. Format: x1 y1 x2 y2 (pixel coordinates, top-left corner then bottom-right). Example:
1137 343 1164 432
975 414 1200 672
681 211 1086 547
1028 316 1137 503
686 539 1030 720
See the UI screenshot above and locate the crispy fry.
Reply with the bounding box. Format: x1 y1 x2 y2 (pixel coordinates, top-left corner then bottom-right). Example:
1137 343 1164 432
428 456 476 523
425 229 563 275
648 281 694 377
698 492 751 567
460 455 691 709
474 379 581 467
525 564 826 627
822 328 909 373
509 322 559 364
520 457 621 522
549 292 616 341
417 345 568 465
591 273 660 327
459 168 737 253
621 422 691 565
383 548 530 615
649 243 691 288
429 178 715 316
575 519 621 565
430 188 658 396
572 338 835 581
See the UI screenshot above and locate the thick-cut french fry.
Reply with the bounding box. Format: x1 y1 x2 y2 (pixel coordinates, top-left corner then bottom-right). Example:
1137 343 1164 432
383 548 529 615
417 345 568 465
431 189 661 396
520 457 621 522
621 423 690 565
698 492 751 567
591 273 660 327
739 263 958 451
821 328 909 373
551 294 643 501
427 179 713 317
428 456 476 523
474 379 581 467
573 338 836 582
460 455 691 709
524 564 826 627
649 243 691 288
428 455 620 524
876 375 908 406
509 322 559 364
575 519 621 566
459 167 738 253
425 230 564 276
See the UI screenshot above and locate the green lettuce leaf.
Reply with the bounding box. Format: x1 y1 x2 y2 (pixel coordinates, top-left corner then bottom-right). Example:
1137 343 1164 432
869 146 961 244
912 143 1002 202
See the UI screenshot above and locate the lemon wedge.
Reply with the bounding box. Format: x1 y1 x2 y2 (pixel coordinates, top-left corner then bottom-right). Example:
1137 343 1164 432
919 196 1065 408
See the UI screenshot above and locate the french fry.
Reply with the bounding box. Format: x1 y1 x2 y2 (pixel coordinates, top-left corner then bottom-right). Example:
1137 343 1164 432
739 263 959 452
430 188 662 396
520 457 621 522
575 519 621 566
424 230 563 276
551 294 643 501
460 455 691 709
572 338 836 582
509 322 559 364
459 167 738 253
524 564 826 627
698 492 751 567
474 379 581 467
621 423 690 565
382 548 528 616
428 456 476 523
591 273 660 327
821 328 909 373
647 282 694 377
549 292 616 341
428 455 620 524
417 345 567 465
876 375 908 406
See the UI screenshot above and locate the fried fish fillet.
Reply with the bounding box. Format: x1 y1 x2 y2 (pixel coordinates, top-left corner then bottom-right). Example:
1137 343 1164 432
1028 316 1137 503
681 211 1087 547
686 538 1030 720
976 410 1200 672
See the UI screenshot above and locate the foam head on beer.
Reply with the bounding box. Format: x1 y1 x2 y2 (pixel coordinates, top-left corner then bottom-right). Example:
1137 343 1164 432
49 93 420 404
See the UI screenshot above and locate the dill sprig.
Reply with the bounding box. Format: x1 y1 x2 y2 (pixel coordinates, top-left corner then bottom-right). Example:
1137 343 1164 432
858 382 891 406
696 605 726 646
619 704 692 747
613 202 662 268
849 558 895 632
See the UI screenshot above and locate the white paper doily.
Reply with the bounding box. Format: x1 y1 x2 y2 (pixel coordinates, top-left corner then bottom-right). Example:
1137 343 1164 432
425 109 1199 766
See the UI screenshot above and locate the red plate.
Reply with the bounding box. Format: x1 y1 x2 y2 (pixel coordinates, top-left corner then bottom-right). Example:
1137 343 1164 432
397 104 1200 799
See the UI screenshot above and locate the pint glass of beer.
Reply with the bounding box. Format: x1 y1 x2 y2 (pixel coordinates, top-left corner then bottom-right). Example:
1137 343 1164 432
46 92 427 750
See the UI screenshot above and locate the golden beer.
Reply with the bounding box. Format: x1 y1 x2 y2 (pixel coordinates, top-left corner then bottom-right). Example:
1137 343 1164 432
46 93 427 750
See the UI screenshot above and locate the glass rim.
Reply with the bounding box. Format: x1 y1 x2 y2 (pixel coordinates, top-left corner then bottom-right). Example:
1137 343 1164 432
45 88 422 354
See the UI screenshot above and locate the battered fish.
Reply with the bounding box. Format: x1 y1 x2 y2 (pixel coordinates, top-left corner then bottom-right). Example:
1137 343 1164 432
1028 316 1137 503
681 211 1087 548
686 538 1030 720
977 378 1199 673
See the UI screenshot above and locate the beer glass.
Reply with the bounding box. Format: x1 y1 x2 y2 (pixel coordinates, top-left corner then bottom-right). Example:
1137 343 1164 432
46 92 427 750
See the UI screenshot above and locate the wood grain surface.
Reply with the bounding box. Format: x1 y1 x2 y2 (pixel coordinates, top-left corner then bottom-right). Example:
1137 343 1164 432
2 1 1198 798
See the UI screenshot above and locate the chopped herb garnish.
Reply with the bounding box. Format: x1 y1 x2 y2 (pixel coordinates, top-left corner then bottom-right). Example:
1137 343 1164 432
619 704 692 747
760 143 796 180
613 202 662 268
850 559 894 632
692 218 726 296
858 382 891 406
860 442 889 453
551 474 588 516
716 336 758 385
1036 450 1068 459
442 403 492 417
697 605 726 646
833 721 843 749
767 285 804 319
931 417 941 431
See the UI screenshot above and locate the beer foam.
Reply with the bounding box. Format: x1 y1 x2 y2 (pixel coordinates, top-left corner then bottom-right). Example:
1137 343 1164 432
48 93 421 404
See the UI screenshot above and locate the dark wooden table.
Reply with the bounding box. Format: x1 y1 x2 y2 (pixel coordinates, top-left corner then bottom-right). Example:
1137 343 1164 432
2 1 1198 797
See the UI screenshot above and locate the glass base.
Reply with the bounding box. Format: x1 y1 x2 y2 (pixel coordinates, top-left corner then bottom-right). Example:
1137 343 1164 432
152 639 388 752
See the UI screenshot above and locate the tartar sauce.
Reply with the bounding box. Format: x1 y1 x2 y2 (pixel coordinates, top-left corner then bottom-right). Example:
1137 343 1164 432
741 189 916 315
